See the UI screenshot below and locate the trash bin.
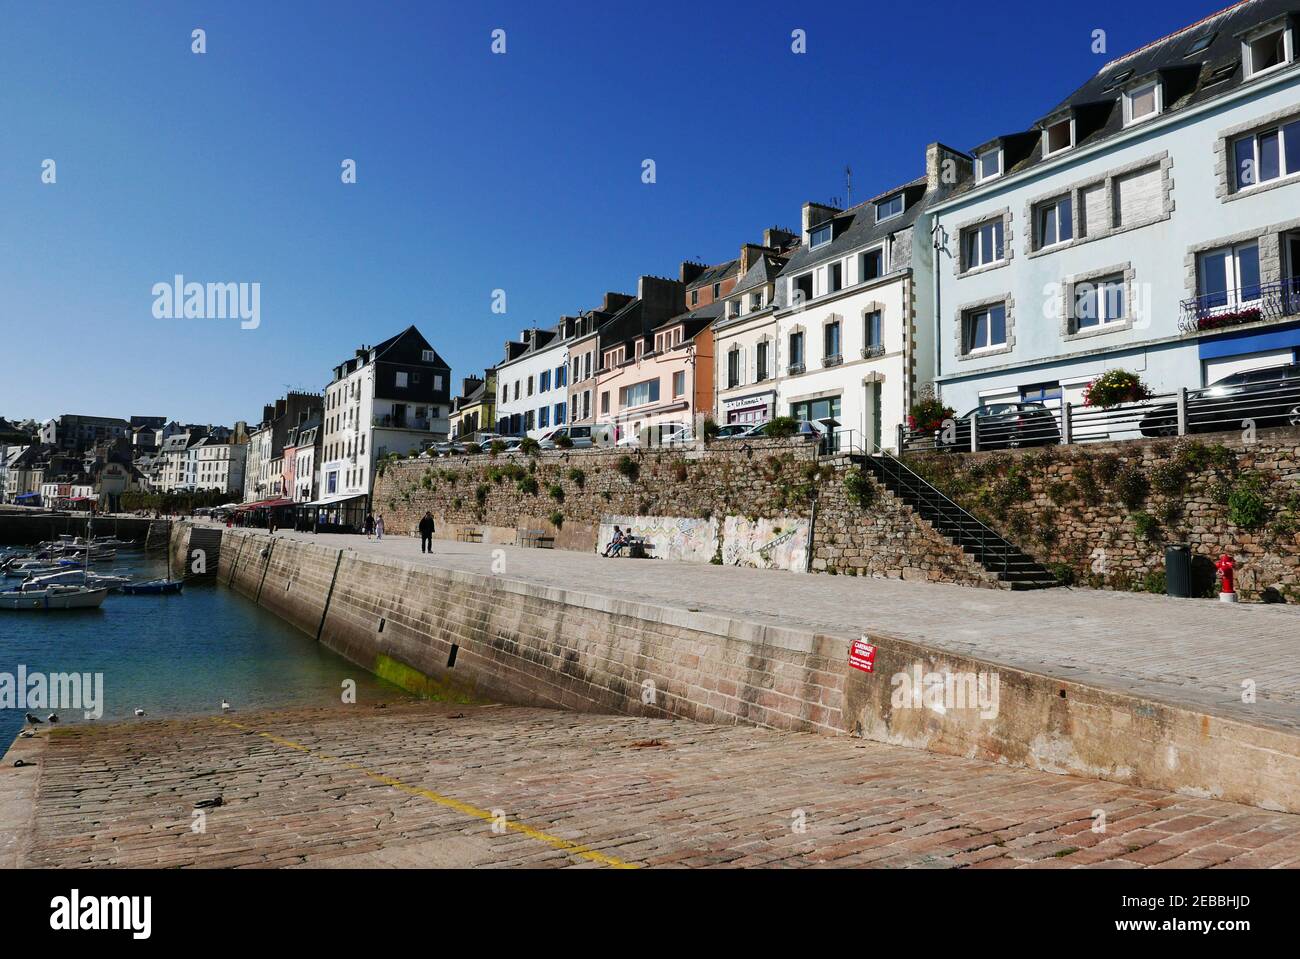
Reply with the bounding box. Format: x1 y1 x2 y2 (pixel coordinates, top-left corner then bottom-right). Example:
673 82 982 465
1165 544 1192 598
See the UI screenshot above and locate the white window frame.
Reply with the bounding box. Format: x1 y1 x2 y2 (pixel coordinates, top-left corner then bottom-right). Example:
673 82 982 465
858 246 885 283
964 304 1007 354
875 193 904 222
975 147 1002 183
962 219 1005 271
1043 117 1074 157
1035 195 1073 250
1243 23 1294 80
809 222 833 248
395 371 409 389
1233 118 1300 191
1073 275 1127 330
1122 80 1162 126
1197 242 1262 309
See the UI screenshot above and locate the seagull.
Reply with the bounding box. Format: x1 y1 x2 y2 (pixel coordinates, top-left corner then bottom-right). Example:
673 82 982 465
24 712 42 725
220 699 230 712
46 713 58 723
134 707 146 717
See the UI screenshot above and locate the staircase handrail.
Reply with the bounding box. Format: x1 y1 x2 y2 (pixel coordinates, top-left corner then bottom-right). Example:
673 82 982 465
868 444 1009 575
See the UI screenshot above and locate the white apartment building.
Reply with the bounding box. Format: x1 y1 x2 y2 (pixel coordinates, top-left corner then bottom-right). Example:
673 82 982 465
930 0 1300 417
319 326 451 508
495 325 570 437
193 438 247 495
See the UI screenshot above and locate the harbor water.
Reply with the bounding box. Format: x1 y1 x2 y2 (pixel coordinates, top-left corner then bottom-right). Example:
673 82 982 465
0 543 408 747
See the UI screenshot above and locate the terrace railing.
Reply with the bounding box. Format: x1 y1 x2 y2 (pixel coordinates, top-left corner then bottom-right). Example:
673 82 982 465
1178 281 1300 334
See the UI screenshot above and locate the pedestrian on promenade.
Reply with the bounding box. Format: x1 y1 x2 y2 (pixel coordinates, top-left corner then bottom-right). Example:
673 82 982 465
602 525 627 558
364 513 374 540
375 514 385 540
268 514 277 535
418 512 435 553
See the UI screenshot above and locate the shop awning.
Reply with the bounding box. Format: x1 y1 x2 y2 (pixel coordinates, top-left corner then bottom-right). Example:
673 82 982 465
303 492 368 508
236 497 296 511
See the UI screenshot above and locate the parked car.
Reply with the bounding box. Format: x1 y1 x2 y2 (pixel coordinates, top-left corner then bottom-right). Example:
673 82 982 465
1140 363 1300 437
712 422 757 439
537 426 594 449
615 423 690 448
936 402 1061 451
740 419 826 440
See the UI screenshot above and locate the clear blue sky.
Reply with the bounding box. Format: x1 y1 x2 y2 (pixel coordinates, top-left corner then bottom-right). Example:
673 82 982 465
0 0 1229 425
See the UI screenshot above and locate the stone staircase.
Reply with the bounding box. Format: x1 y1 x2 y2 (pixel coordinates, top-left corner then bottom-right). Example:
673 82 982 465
857 451 1061 590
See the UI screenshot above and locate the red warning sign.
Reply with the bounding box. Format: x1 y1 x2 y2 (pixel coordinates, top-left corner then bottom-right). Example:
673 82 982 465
849 639 877 674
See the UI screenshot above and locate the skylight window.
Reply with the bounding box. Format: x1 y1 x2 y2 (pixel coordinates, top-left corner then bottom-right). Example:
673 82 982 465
1102 69 1133 92
1185 32 1217 58
1204 60 1239 86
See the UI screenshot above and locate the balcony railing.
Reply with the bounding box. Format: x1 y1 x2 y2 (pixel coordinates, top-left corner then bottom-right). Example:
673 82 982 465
1179 280 1300 334
861 344 886 359
788 362 805 375
822 353 843 368
372 414 436 431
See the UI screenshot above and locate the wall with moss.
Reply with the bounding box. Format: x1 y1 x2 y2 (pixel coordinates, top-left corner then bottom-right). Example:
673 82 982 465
909 430 1300 601
372 440 1003 587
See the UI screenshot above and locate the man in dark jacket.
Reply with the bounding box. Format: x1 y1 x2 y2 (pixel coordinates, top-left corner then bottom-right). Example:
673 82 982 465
418 512 435 553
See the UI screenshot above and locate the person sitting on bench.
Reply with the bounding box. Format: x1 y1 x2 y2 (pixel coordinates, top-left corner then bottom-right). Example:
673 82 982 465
603 526 627 557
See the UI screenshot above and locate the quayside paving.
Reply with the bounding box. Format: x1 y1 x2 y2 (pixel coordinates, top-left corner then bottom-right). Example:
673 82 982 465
4 702 1299 869
213 525 1300 735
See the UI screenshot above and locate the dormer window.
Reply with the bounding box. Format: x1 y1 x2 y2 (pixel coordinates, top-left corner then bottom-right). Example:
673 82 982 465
728 299 741 318
976 147 1002 183
1123 80 1162 126
1184 32 1216 58
875 193 904 222
1043 117 1074 156
810 222 833 247
1101 68 1134 92
1244 23 1292 79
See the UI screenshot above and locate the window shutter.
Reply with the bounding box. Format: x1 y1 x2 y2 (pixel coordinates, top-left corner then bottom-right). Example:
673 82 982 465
1080 183 1108 237
1112 165 1161 228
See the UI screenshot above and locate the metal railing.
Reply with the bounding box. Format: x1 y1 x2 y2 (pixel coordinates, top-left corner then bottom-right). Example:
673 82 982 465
899 371 1300 454
1178 281 1300 334
867 445 1011 577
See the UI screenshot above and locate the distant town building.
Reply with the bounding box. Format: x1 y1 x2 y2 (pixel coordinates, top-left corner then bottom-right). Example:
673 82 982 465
39 414 132 455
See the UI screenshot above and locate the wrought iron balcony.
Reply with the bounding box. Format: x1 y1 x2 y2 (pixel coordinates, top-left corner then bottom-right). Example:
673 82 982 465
1179 281 1300 334
788 362 805 375
861 344 886 359
822 353 843 368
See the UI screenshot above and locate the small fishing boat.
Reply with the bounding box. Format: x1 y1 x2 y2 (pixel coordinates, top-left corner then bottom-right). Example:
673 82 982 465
0 585 109 610
120 579 183 595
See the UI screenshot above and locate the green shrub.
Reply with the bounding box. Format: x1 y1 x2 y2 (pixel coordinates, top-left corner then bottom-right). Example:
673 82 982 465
1047 562 1076 586
475 483 489 506
843 469 877 509
1140 569 1167 594
548 483 565 502
764 416 799 438
516 475 539 496
1113 465 1148 509
703 418 720 439
567 467 585 489
1082 369 1153 408
1073 462 1100 505
1227 479 1268 529
616 455 639 481
519 437 540 456
1149 462 1185 496
489 440 505 457
421 471 434 490
555 434 574 449
451 497 463 510
1131 511 1160 541
549 511 564 529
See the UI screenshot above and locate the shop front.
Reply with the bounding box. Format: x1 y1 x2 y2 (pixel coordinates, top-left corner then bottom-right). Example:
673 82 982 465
722 390 775 427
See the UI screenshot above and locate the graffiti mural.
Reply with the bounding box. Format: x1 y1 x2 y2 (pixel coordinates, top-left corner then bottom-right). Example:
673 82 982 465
597 515 718 564
722 515 810 572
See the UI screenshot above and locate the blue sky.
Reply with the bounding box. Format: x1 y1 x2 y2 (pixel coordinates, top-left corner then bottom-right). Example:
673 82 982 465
0 0 1230 425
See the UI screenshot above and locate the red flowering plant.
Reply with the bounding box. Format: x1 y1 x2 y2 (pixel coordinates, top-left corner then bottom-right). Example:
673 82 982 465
1082 369 1153 409
1196 307 1263 332
908 389 955 433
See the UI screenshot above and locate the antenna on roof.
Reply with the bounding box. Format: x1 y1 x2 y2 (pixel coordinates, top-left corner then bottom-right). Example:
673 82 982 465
845 165 853 207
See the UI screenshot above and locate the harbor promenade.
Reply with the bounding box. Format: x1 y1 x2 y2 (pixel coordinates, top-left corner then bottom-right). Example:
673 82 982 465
5 701 1300 869
201 522 1300 735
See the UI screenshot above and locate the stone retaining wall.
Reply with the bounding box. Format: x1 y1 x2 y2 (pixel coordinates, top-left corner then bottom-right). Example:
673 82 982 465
910 428 1300 602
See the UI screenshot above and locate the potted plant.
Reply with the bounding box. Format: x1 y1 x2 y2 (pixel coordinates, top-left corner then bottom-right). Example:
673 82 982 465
907 389 954 433
1082 369 1152 408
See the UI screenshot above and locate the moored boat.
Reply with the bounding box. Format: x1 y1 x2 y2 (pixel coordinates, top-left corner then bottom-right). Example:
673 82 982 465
0 585 110 610
120 579 183 595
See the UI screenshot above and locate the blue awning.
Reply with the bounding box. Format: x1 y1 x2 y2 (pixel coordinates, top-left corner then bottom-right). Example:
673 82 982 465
14 492 40 501
1198 320 1300 360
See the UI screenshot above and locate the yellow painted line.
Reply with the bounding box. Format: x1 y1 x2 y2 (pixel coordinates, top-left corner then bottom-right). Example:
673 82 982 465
214 718 636 868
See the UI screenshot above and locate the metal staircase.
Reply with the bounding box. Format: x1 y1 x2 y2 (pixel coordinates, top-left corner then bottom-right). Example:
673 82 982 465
857 450 1061 590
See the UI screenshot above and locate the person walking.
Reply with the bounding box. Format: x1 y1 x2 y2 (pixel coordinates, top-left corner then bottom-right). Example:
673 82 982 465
364 513 374 540
418 512 435 553
375 514 385 540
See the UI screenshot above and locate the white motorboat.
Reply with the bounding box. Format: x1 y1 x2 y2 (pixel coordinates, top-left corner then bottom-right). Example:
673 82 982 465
0 585 109 610
21 569 131 591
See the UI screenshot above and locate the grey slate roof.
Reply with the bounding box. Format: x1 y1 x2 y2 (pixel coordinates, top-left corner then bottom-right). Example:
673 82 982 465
952 0 1298 199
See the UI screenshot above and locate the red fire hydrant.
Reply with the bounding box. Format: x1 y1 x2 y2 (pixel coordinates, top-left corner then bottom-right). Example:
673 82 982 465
1215 553 1237 603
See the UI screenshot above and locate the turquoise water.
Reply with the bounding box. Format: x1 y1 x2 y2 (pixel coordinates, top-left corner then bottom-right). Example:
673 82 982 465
0 547 407 747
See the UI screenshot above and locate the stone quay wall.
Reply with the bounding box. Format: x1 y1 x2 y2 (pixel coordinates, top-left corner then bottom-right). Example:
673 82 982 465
910 428 1300 602
371 440 1001 588
194 524 1300 813
0 513 157 546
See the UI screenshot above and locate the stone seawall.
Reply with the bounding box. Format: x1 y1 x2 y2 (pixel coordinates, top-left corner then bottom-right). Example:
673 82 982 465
200 524 1300 813
0 514 157 546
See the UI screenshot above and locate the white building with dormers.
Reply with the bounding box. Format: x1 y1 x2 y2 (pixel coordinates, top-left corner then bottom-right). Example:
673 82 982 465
929 0 1300 418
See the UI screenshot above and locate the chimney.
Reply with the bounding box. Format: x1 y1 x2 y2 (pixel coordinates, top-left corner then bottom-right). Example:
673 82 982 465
801 202 840 243
764 227 798 250
739 243 769 275
679 261 708 285
926 141 972 192
262 405 275 424
601 292 634 314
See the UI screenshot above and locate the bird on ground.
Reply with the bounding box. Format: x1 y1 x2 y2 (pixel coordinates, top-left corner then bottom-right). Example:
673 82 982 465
24 713 41 725
46 713 58 723
134 707 146 717
220 699 230 712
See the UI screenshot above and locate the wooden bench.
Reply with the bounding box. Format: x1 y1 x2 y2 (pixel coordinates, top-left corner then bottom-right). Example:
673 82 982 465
624 535 654 559
516 528 555 549
456 528 484 543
